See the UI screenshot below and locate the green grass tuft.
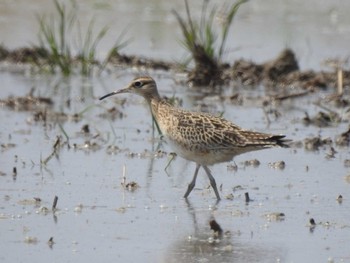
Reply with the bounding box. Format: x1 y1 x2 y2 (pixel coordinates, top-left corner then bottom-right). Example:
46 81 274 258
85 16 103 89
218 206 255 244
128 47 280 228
173 0 247 86
37 0 130 76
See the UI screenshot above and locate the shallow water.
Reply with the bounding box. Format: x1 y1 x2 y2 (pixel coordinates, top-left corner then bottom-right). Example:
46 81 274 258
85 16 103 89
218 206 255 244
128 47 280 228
1 71 349 263
1 1 350 263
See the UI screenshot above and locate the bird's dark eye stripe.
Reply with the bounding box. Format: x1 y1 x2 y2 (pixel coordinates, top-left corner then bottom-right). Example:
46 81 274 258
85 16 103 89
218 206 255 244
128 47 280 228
134 81 142 88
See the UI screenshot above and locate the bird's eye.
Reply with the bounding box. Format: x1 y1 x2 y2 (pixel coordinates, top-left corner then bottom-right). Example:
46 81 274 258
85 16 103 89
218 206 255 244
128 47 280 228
134 81 142 88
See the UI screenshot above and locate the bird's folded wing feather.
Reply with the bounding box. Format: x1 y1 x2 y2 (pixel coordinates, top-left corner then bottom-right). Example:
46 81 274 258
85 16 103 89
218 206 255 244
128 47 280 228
175 112 250 150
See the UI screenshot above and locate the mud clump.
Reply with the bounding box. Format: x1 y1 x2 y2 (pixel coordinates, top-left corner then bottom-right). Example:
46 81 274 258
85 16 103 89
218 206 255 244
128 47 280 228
209 219 223 235
263 49 299 83
231 49 350 91
98 107 124 120
107 53 172 71
232 59 263 86
0 45 9 60
304 136 332 151
32 110 82 123
303 111 341 127
335 126 350 147
0 45 48 64
0 94 53 112
187 45 227 87
1 45 349 92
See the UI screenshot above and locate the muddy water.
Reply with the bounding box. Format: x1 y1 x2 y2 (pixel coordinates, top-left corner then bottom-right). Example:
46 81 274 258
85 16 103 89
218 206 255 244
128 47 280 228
1 1 350 263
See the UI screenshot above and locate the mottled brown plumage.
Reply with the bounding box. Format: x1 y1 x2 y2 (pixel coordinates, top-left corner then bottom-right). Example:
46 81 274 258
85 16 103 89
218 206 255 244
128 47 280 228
100 76 289 200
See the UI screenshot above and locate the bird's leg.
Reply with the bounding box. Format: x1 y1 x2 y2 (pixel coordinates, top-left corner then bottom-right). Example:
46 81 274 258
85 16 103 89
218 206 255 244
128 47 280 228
203 166 221 200
184 164 201 198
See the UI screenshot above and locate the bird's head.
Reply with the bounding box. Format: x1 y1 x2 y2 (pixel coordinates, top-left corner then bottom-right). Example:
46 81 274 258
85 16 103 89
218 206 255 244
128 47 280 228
99 76 159 101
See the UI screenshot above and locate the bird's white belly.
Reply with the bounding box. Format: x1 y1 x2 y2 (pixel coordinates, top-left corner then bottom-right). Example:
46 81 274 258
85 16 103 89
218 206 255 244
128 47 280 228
164 136 234 166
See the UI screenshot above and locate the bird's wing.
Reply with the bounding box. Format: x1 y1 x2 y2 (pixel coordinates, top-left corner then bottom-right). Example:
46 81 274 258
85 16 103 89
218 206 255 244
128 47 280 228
175 111 249 150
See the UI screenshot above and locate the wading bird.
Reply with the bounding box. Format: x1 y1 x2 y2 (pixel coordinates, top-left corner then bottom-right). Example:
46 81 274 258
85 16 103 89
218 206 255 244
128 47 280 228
100 76 289 200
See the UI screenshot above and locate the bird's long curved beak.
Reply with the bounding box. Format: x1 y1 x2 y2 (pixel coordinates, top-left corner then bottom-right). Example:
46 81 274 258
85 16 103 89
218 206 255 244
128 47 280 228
99 91 117 100
99 87 129 100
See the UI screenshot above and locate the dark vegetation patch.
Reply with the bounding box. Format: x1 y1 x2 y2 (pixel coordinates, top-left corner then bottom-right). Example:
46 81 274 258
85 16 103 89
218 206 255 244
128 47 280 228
1 45 348 93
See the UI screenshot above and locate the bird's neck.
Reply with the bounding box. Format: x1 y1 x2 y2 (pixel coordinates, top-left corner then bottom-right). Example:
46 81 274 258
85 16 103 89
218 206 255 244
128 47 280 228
148 96 163 120
148 96 168 135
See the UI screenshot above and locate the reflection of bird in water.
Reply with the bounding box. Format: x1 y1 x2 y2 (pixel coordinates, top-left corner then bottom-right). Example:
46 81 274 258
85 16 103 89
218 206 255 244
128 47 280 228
162 200 285 263
100 76 289 200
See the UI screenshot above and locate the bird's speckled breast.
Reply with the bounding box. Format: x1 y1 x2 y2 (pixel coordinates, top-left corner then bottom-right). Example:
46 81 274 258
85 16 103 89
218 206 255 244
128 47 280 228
151 102 233 165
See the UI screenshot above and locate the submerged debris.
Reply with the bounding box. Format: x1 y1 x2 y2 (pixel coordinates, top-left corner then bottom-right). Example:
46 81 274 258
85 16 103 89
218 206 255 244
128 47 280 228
98 106 124 120
232 185 244 192
47 237 55 248
24 236 39 244
268 161 286 170
12 167 17 177
209 219 223 235
18 198 41 206
303 111 341 127
309 218 317 232
243 159 260 167
227 163 238 172
225 193 234 200
0 94 53 112
52 196 58 212
31 110 82 123
304 136 332 151
106 145 121 155
309 218 316 226
336 195 343 204
126 149 165 159
345 174 350 184
344 159 350 168
73 140 102 152
74 204 84 213
37 206 50 215
81 124 90 134
325 147 337 159
121 164 139 191
264 212 286 221
329 96 350 108
245 192 252 203
33 197 42 203
41 136 64 165
1 143 16 152
122 181 140 192
335 126 350 146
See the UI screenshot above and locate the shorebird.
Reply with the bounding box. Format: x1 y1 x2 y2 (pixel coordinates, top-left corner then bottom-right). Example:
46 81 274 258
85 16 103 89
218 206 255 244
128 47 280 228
100 76 289 200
